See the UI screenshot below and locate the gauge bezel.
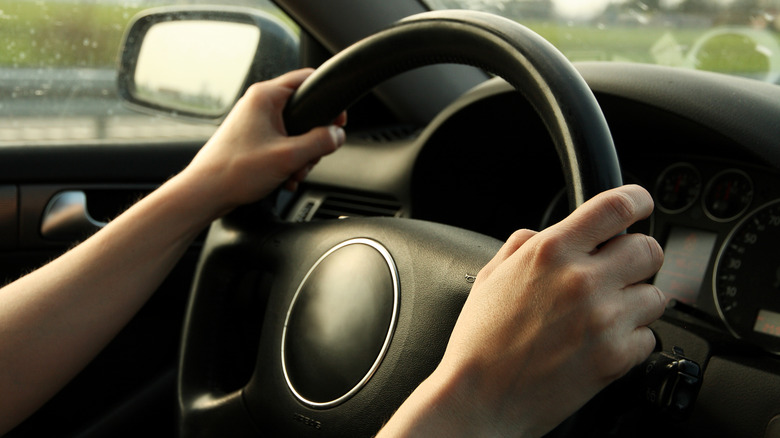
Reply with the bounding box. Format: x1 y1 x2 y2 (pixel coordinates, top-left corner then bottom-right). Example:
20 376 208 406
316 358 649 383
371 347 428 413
654 162 702 214
712 197 780 354
702 168 754 223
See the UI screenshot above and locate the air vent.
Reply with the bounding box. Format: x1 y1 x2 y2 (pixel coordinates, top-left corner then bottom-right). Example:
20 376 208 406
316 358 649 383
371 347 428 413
354 125 419 143
288 192 403 222
314 194 401 220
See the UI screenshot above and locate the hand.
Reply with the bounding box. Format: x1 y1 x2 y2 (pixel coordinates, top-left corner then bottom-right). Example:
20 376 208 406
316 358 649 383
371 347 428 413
183 68 347 216
380 185 666 437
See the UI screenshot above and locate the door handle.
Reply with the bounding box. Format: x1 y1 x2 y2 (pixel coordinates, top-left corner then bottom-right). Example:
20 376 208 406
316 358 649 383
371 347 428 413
41 190 107 240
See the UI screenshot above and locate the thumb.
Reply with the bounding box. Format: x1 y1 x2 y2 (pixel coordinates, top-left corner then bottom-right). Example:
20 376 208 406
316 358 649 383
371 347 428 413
284 125 346 167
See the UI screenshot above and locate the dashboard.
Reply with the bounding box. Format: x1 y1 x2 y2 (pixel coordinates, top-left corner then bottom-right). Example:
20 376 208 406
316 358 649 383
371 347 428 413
289 61 780 437
410 67 780 359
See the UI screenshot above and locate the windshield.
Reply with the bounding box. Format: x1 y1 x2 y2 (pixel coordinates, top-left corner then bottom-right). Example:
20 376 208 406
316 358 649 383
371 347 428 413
424 0 780 84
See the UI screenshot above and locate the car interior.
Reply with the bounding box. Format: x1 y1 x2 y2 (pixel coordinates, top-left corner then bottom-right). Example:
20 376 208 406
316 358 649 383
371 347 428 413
2 0 780 437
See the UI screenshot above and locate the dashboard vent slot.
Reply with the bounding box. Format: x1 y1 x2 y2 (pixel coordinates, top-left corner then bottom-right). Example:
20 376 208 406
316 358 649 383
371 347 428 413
312 194 402 221
355 125 419 143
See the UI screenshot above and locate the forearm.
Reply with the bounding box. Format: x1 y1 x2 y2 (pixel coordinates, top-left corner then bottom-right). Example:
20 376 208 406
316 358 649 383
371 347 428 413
377 363 534 438
377 371 469 438
0 168 222 433
0 68 345 434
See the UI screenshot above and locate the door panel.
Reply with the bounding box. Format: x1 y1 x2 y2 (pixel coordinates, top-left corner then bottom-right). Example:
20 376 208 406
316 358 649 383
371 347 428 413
0 142 202 436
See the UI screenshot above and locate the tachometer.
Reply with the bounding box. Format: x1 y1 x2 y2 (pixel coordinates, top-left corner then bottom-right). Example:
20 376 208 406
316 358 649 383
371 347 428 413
655 163 701 213
714 199 780 353
703 169 753 222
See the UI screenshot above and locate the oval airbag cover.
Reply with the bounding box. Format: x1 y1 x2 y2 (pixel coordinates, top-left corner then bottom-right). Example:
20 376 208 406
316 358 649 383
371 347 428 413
281 238 399 407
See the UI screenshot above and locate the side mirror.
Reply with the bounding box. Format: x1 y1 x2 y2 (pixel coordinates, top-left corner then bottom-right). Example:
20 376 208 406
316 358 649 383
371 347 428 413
117 7 299 122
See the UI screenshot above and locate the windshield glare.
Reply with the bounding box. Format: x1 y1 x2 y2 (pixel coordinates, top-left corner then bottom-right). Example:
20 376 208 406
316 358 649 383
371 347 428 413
425 0 780 83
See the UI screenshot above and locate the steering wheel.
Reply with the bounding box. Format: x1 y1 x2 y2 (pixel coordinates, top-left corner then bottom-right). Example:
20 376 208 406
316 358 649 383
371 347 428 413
177 10 621 437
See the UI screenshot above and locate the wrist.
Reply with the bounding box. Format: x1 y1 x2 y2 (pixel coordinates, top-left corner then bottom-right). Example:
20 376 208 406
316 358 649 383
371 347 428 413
378 364 491 437
172 162 239 222
379 358 543 438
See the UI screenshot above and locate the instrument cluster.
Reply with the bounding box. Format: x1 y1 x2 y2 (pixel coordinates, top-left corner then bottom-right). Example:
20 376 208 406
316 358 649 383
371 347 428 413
644 158 780 353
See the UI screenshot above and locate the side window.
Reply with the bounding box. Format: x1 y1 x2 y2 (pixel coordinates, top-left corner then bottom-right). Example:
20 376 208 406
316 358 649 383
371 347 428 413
0 0 295 145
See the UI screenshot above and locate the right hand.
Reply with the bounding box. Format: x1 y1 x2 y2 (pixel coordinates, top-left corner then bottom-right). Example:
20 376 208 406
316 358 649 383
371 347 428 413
380 184 666 437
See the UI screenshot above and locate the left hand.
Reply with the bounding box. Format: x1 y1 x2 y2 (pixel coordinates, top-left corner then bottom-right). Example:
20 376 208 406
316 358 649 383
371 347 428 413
184 68 347 216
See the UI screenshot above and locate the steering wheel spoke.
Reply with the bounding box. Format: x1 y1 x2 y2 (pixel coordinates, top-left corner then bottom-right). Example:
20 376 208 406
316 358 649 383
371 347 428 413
181 216 501 436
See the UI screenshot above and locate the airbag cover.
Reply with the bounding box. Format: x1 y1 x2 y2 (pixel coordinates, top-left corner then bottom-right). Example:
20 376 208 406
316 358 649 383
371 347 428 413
281 238 399 407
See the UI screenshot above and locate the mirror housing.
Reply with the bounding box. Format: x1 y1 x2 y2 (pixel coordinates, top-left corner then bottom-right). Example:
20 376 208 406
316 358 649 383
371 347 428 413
117 6 299 122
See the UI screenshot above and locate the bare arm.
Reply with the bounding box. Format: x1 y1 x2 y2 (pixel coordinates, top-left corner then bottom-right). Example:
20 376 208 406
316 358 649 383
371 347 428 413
378 184 667 437
0 69 345 434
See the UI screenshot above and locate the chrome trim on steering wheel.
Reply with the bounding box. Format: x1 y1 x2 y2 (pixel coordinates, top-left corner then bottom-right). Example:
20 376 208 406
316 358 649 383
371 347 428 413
280 238 400 408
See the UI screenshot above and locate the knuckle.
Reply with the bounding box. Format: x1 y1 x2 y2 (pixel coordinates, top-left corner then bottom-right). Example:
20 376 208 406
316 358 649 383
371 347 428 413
591 338 636 381
241 82 285 110
245 82 263 94
565 265 599 295
622 234 663 271
242 82 265 102
645 284 668 318
509 228 536 241
644 235 664 270
638 327 658 358
505 228 536 251
531 232 567 266
586 303 618 335
604 191 638 225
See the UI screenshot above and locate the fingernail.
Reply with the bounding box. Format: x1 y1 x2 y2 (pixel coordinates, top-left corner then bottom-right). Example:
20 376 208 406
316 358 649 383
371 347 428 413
329 125 345 148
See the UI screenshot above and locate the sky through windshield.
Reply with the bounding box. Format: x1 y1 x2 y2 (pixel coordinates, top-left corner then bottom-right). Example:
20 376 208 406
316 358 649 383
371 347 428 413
424 0 780 83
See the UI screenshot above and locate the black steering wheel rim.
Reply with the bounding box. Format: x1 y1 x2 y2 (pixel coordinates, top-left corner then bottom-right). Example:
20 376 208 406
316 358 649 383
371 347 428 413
284 9 621 207
177 10 622 437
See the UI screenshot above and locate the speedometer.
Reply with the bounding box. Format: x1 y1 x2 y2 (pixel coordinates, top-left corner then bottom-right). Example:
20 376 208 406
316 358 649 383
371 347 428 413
714 198 780 353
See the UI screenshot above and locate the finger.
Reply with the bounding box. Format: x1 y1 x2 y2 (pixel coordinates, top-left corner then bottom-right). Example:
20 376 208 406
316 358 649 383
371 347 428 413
240 69 316 122
605 286 664 379
594 233 664 287
620 282 667 328
623 326 658 373
269 70 347 135
478 229 537 280
284 160 319 192
290 166 311 184
271 68 315 90
282 125 345 170
334 111 348 127
556 185 654 252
